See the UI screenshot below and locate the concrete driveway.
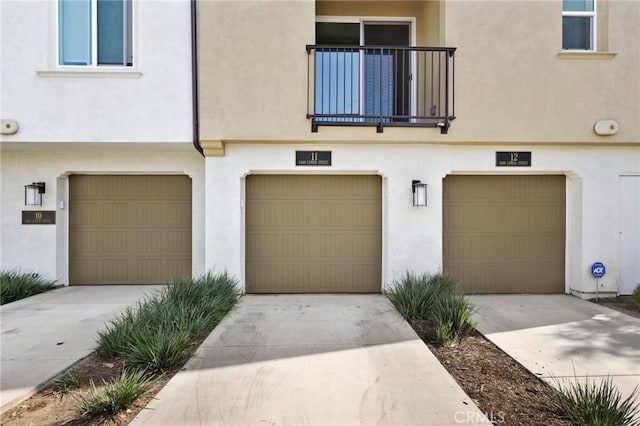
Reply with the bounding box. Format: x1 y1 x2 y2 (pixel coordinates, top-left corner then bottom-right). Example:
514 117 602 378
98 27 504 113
469 295 640 401
0 285 163 412
132 295 489 426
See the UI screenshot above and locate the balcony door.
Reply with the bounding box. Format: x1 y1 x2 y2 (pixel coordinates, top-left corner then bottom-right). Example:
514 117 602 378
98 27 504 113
315 19 413 123
363 23 411 122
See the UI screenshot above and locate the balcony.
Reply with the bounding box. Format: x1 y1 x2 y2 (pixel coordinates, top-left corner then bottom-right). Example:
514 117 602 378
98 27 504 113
306 45 457 134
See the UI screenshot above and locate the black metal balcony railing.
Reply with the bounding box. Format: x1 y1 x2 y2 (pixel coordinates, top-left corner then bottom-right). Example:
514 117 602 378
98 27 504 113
306 45 456 134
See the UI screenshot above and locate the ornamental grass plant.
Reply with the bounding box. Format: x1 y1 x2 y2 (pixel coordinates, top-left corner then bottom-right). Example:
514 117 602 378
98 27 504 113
96 271 239 374
76 271 239 418
386 272 476 345
552 376 640 426
74 370 151 418
0 270 57 305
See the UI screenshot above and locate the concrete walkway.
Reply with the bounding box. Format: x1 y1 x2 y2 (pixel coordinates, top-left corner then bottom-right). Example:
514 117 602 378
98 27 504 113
469 295 640 401
132 295 489 425
0 285 163 412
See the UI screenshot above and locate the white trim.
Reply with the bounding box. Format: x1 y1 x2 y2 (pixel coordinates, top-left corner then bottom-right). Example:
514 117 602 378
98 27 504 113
37 69 142 78
618 173 640 295
315 15 417 45
91 0 97 65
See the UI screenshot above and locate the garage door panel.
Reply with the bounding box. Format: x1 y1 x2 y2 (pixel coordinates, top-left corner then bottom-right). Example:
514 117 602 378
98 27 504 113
247 202 311 228
246 175 381 293
352 202 382 227
166 231 192 253
282 203 312 226
100 231 127 253
245 203 276 227
100 203 128 225
70 203 97 226
318 234 349 258
443 175 565 294
70 175 192 285
74 231 98 254
352 234 381 257
246 234 279 259
135 259 168 282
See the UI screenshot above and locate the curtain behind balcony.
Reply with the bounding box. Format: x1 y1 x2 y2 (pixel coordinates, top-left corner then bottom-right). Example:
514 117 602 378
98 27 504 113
364 52 394 122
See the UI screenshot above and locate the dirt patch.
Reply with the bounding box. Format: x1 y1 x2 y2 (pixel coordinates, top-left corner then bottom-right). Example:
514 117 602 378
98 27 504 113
0 356 171 426
594 295 640 319
411 319 571 425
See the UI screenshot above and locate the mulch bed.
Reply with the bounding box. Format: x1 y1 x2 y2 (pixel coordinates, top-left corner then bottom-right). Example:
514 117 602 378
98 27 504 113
410 319 572 425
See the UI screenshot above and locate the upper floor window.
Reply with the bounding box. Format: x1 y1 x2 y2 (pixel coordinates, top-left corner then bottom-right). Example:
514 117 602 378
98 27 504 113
562 0 596 50
59 0 133 66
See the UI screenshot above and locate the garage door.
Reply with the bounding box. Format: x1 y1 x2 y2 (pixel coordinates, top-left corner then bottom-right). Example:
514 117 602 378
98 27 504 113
246 175 381 293
69 175 192 285
443 175 565 293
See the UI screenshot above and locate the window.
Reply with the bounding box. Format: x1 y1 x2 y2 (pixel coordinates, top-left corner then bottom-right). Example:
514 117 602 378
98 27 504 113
59 0 133 66
562 0 596 51
314 20 412 123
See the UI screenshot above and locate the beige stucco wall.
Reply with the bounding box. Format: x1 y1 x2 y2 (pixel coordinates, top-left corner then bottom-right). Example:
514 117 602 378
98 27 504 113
198 0 639 146
198 0 315 143
445 0 640 143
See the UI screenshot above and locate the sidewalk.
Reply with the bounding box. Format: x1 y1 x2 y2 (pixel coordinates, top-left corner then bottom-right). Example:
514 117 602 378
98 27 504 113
0 285 162 412
470 295 640 402
131 295 490 425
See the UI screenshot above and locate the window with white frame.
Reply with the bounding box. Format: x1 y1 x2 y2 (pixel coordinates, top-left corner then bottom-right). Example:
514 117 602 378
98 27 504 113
59 0 133 66
562 0 596 51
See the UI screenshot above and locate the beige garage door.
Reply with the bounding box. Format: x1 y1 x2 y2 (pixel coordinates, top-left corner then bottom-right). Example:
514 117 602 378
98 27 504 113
443 175 565 293
69 175 192 285
246 175 381 293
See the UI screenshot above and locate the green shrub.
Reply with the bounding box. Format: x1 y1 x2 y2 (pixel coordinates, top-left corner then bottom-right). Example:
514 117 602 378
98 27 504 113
386 272 476 345
434 321 455 346
386 272 459 320
96 271 239 375
552 377 640 426
0 270 56 305
53 369 82 395
74 370 151 418
124 330 193 376
430 291 477 345
632 284 640 308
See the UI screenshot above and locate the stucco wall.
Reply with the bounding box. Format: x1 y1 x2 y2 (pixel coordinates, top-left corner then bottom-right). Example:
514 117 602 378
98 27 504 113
198 0 315 143
205 143 639 296
198 0 639 144
445 0 640 143
0 0 192 143
0 149 205 284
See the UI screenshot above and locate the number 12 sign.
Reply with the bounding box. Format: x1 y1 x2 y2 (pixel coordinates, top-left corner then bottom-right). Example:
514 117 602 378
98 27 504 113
496 152 531 167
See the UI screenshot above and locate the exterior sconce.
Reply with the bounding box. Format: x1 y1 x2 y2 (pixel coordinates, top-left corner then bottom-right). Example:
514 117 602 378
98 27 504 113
25 182 46 206
412 180 427 207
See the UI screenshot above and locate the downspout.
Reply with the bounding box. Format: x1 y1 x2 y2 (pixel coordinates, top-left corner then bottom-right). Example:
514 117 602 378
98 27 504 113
191 0 204 156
